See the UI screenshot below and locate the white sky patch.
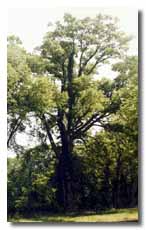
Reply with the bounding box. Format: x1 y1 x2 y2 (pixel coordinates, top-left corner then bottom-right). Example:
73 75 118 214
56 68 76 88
8 7 138 55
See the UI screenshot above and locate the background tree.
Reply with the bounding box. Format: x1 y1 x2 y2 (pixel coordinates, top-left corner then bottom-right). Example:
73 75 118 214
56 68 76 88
7 35 31 149
8 144 57 215
7 36 56 151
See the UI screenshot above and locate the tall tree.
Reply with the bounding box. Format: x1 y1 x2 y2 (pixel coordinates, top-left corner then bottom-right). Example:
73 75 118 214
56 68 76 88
38 14 130 210
8 14 130 211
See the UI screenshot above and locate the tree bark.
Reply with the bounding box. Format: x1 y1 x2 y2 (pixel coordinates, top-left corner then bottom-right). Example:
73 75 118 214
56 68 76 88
56 134 74 211
113 150 122 209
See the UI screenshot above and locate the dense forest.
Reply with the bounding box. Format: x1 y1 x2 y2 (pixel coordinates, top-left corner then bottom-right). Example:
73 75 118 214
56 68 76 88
7 14 138 219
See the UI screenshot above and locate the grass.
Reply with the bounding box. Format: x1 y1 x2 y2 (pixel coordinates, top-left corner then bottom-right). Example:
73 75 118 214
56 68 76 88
9 208 138 223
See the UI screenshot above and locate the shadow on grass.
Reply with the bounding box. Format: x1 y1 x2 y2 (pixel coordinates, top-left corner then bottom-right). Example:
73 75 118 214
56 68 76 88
98 208 137 215
8 208 138 223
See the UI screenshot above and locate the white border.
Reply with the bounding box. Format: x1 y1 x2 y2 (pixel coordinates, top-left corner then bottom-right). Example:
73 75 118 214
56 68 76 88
0 5 7 224
0 0 145 229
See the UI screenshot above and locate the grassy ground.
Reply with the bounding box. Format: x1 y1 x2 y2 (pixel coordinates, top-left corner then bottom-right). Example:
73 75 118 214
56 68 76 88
9 208 138 223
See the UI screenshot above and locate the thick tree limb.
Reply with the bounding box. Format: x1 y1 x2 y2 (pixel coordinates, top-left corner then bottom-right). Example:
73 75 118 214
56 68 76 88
81 46 99 69
72 112 109 139
86 53 108 75
78 45 106 76
7 117 22 147
78 47 88 76
67 46 75 132
73 108 93 131
41 114 59 158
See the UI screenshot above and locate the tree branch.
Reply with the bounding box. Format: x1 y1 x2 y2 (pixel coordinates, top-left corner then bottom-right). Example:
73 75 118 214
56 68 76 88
41 114 59 158
72 112 109 139
78 45 105 76
73 108 93 131
7 117 22 147
67 44 75 132
86 52 108 75
78 47 88 76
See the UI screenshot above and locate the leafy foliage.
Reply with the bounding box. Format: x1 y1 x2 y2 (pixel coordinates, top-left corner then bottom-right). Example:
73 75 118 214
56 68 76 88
8 145 56 214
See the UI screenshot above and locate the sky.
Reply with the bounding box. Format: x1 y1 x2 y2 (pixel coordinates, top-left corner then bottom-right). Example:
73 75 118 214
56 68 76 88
8 7 138 54
8 7 138 155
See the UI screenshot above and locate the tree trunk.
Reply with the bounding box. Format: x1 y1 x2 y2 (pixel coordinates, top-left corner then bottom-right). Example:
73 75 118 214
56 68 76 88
56 135 74 211
113 150 122 209
56 48 75 211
